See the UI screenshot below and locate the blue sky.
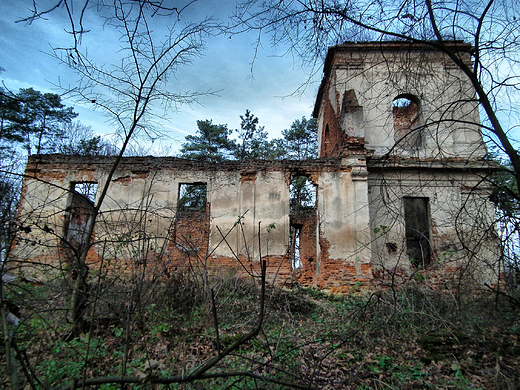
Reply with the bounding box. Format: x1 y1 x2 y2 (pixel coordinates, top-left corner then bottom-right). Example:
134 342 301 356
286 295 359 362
0 0 319 153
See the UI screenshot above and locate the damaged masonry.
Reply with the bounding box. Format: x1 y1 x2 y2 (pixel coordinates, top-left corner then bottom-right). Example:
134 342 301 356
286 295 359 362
12 42 500 290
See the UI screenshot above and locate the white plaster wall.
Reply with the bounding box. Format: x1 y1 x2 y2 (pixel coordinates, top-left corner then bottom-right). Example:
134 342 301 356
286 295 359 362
368 171 461 270
322 49 485 158
317 170 371 265
97 168 291 261
15 164 291 269
15 179 69 262
210 171 289 260
368 169 499 283
208 171 244 258
14 168 104 264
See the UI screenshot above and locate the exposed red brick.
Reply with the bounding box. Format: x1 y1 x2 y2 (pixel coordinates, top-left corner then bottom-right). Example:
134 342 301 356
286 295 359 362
293 211 318 285
167 206 210 265
320 92 346 158
113 176 131 184
240 170 257 183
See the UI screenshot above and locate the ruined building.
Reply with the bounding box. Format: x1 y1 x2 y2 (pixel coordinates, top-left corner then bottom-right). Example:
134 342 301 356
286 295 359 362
12 42 500 289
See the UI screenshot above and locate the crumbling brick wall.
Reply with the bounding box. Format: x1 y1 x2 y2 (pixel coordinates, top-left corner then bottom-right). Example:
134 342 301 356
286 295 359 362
12 155 374 288
11 42 501 290
319 95 347 158
291 210 317 285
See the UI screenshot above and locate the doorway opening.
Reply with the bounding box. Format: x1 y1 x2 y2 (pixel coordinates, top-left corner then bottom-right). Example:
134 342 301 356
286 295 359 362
403 197 431 268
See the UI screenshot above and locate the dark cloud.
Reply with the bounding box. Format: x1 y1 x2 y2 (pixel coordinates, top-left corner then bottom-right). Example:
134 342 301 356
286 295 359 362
0 1 317 150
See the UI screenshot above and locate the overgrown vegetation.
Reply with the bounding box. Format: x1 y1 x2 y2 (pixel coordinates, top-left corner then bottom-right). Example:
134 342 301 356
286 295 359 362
1 1 519 389
2 271 519 389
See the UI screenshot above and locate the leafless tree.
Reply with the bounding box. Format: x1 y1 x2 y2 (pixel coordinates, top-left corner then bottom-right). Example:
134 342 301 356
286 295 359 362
3 3 317 389
234 0 519 191
21 0 218 337
3 1 215 388
18 1 197 51
233 0 519 285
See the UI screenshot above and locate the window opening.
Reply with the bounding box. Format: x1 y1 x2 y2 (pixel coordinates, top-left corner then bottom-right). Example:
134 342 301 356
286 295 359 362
322 124 330 156
403 197 431 268
74 182 97 203
289 223 302 269
393 95 422 148
66 182 97 252
290 176 316 214
289 175 317 270
178 183 207 211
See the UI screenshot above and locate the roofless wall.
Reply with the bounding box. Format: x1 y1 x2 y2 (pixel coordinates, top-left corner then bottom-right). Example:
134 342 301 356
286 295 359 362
11 42 500 290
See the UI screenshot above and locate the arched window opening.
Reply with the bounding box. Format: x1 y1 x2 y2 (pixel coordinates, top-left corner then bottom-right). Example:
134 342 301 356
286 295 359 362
74 182 97 203
393 95 423 149
322 124 330 156
289 175 317 270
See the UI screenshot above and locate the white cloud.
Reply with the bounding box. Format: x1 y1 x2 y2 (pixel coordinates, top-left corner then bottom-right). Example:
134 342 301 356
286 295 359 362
0 1 321 153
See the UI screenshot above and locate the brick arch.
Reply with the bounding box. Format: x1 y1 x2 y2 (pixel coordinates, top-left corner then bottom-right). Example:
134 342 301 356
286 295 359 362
319 92 347 157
